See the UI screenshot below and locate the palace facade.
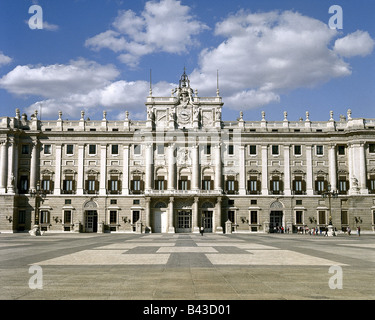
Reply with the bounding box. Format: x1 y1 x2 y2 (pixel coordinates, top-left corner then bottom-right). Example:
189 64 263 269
1 71 375 234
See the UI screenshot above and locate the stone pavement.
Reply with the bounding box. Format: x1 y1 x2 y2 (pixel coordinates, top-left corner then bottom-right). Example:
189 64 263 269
0 232 374 300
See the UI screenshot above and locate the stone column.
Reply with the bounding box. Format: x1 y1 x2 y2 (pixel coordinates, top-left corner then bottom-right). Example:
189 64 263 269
328 144 337 191
99 144 107 196
214 144 222 191
29 140 39 193
54 144 62 195
168 197 175 233
284 145 291 196
7 137 15 193
193 196 199 233
145 143 153 191
214 197 223 233
145 197 151 233
0 139 8 194
191 145 199 191
305 145 314 196
168 143 175 190
261 145 268 195
76 144 85 195
122 145 129 195
239 145 246 195
359 142 368 194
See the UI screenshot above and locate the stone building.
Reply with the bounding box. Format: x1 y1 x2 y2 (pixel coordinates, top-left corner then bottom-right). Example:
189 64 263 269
1 70 375 234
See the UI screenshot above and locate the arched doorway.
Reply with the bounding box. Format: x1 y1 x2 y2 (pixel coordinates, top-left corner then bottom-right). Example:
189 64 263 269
269 201 284 233
83 200 98 233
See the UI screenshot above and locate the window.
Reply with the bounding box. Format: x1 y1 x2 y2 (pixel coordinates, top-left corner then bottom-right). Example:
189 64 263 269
315 177 326 194
250 211 258 224
251 199 257 205
64 211 72 224
110 211 117 224
112 144 119 155
179 177 189 190
228 145 234 155
63 178 74 193
272 179 280 192
90 128 96 132
108 179 119 193
319 211 326 225
249 145 257 155
228 210 235 223
44 145 51 154
156 178 165 190
21 145 29 155
203 177 212 191
341 210 348 225
65 199 71 205
66 145 74 155
133 199 140 205
40 211 50 224
296 211 303 224
132 179 142 193
316 145 324 155
270 176 282 194
369 144 375 153
157 145 165 155
296 200 303 205
110 199 117 205
204 144 211 155
134 145 141 155
338 145 346 155
338 178 348 194
19 176 28 193
89 145 96 155
18 210 26 224
369 176 375 193
294 145 302 155
248 178 258 194
41 179 51 192
293 176 305 195
86 177 97 194
226 178 237 194
271 145 279 155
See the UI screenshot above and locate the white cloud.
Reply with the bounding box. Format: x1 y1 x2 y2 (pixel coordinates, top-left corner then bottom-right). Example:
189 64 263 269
85 0 208 67
189 10 373 111
0 58 173 120
43 21 59 31
0 58 119 97
334 30 375 58
0 52 12 67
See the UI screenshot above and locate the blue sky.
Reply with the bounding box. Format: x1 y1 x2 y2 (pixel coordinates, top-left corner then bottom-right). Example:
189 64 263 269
0 0 374 122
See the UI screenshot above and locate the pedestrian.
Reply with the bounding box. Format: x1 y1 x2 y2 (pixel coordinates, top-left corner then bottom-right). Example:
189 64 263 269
200 226 204 236
347 226 351 235
357 226 361 237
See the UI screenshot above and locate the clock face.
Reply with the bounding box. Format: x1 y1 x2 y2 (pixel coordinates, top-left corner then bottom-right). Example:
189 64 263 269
178 109 191 122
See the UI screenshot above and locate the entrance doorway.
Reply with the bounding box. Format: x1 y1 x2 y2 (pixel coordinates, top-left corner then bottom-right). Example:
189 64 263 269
202 211 213 233
176 210 192 233
154 210 167 233
270 211 283 233
85 210 98 233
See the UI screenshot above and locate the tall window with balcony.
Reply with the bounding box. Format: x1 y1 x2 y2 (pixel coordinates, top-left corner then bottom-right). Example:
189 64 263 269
292 176 306 195
368 174 375 194
338 176 348 194
315 176 327 194
63 176 75 194
247 176 260 194
131 176 143 194
178 176 190 191
86 176 98 194
270 176 283 195
155 176 166 191
225 176 238 194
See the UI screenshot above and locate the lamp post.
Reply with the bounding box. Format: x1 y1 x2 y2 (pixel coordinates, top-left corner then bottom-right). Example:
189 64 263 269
29 181 46 227
321 184 338 236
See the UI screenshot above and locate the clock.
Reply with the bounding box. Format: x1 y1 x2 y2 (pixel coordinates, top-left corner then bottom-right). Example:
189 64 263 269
178 109 191 123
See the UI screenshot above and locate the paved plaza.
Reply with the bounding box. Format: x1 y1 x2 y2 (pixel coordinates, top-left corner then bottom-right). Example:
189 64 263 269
0 232 374 300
